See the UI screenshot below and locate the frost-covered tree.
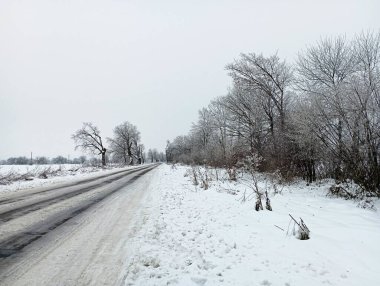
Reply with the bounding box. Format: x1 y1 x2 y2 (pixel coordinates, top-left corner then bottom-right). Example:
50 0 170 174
108 122 141 165
294 32 380 193
51 156 68 164
148 148 159 163
167 31 380 196
296 35 357 179
226 52 293 169
72 122 107 166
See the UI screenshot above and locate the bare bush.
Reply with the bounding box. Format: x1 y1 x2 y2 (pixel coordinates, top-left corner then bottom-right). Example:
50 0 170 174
357 199 377 211
187 166 212 190
238 154 274 211
255 193 263 211
288 214 310 240
199 167 210 190
327 184 357 200
265 191 272 211
226 167 237 181
0 165 87 185
191 166 199 186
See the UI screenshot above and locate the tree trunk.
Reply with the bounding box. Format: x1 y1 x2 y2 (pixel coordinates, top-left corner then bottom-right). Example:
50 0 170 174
335 119 343 181
101 148 107 166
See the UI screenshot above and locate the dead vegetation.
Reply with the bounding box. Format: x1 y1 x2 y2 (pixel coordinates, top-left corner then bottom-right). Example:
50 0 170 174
182 153 281 212
188 166 212 190
328 184 357 199
288 214 310 240
238 155 273 212
0 165 103 186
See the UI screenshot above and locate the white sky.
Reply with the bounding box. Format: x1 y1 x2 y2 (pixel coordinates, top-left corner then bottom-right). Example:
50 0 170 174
0 0 379 159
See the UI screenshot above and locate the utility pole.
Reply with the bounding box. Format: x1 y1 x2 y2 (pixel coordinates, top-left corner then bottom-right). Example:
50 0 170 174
30 152 33 165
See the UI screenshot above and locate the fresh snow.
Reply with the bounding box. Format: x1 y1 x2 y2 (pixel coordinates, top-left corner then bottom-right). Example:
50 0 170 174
1 163 379 285
124 164 380 286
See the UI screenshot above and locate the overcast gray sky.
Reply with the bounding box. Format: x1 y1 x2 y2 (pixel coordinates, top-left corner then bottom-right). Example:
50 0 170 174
0 0 379 159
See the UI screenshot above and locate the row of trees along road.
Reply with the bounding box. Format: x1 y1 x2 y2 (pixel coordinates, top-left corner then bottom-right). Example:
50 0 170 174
166 32 380 197
72 122 163 166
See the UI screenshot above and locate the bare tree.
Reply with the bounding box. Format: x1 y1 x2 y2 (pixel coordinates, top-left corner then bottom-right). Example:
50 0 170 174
166 135 192 164
226 53 293 131
293 32 380 194
350 31 380 193
136 144 145 164
72 122 107 166
108 122 141 165
222 85 267 159
148 148 159 163
296 35 357 180
226 52 293 168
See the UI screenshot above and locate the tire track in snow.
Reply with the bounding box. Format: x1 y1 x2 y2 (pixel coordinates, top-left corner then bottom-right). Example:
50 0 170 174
0 165 154 222
0 164 152 206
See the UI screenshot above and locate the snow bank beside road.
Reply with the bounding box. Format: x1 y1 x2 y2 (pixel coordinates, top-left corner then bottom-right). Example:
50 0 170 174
0 164 141 193
0 164 80 175
125 164 380 286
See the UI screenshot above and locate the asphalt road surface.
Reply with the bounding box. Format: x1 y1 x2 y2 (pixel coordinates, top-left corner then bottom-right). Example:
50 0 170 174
0 163 159 286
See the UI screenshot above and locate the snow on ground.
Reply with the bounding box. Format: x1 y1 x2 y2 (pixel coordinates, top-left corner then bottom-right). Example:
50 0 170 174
0 164 138 193
124 164 380 286
0 164 80 175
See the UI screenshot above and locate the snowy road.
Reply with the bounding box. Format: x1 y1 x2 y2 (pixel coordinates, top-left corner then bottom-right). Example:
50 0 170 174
0 163 159 286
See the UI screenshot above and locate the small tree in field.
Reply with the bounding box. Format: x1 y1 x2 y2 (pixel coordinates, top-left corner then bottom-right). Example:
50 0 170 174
72 122 107 166
239 153 273 211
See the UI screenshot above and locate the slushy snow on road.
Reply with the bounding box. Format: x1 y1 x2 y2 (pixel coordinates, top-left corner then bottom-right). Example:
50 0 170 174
124 164 380 286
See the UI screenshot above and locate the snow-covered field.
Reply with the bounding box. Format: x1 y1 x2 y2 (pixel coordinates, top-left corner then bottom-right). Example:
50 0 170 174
124 164 380 286
0 164 135 193
0 164 80 174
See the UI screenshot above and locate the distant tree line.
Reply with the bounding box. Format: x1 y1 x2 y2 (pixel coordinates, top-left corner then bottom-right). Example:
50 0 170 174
166 31 380 196
148 148 166 163
1 121 166 167
72 121 165 166
0 155 87 165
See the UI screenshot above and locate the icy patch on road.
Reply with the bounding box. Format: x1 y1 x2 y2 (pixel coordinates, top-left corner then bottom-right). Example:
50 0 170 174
124 165 380 286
